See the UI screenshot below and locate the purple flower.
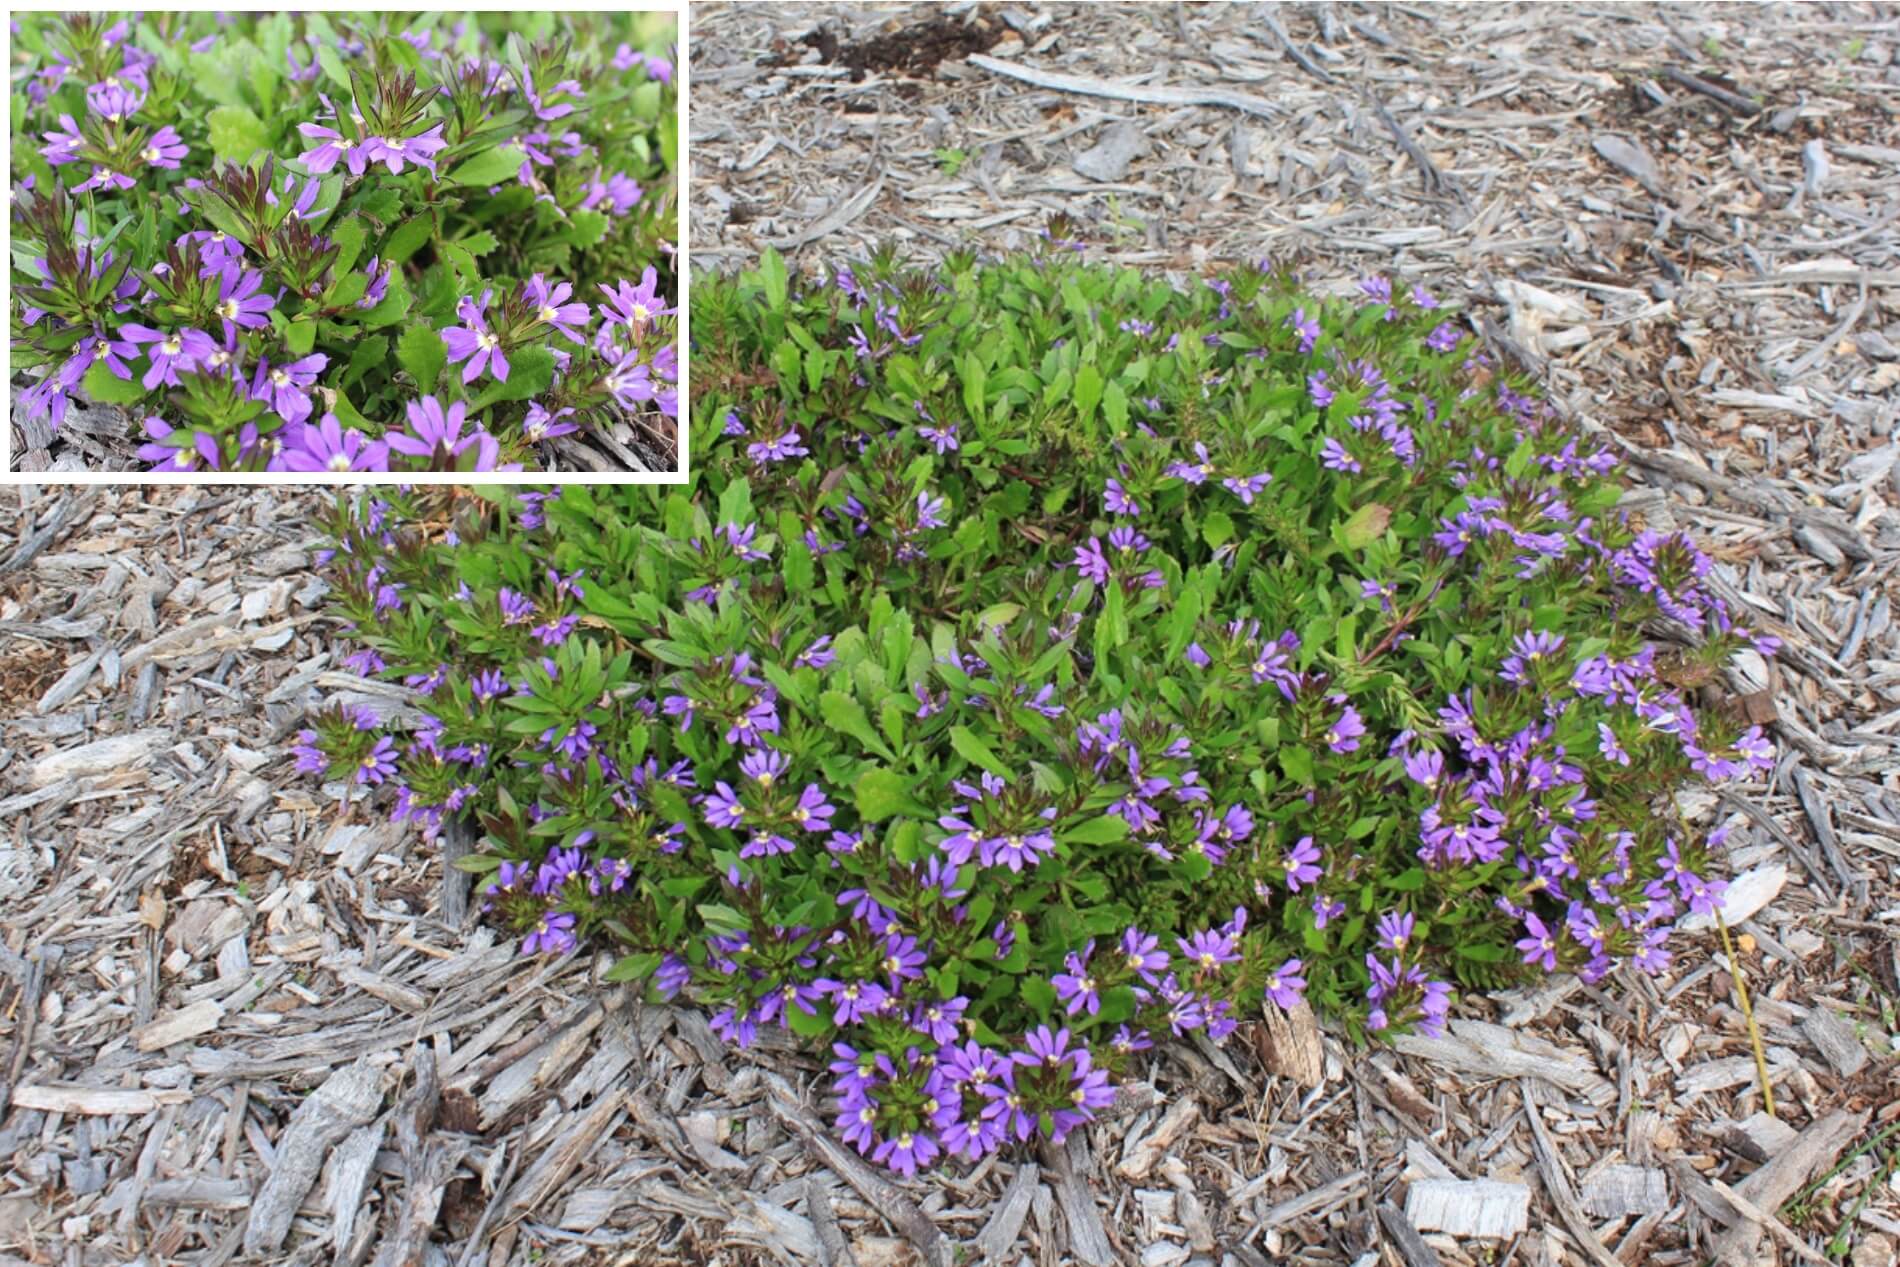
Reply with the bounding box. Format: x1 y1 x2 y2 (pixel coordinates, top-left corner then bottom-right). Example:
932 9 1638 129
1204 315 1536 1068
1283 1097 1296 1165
1517 913 1558 971
1052 947 1100 1016
1285 307 1320 353
388 395 489 462
748 428 809 463
251 354 328 426
213 265 275 333
357 257 392 310
363 124 446 174
1119 928 1169 984
297 118 372 176
919 420 958 453
1598 723 1631 766
1176 928 1240 974
523 273 590 343
522 402 580 444
1325 702 1366 754
521 910 577 956
441 291 508 384
915 492 948 531
702 781 746 829
73 165 137 194
120 324 216 389
279 414 388 472
1104 478 1140 517
873 1129 939 1178
1376 911 1415 953
1321 437 1361 474
1264 958 1306 1010
791 784 835 833
139 126 188 169
598 268 669 331
1169 441 1217 485
1500 631 1565 686
1222 473 1272 504
355 735 398 784
1283 836 1322 891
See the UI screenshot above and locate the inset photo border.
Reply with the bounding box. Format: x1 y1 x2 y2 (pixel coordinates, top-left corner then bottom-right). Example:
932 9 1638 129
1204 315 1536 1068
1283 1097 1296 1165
5 6 686 482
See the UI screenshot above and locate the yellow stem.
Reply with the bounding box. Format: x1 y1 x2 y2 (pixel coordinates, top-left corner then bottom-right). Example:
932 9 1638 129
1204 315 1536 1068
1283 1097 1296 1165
1717 910 1775 1118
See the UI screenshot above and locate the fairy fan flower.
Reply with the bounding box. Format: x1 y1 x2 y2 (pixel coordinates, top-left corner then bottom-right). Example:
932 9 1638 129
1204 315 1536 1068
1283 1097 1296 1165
119 325 215 389
441 290 508 384
598 268 670 332
363 123 447 175
250 354 328 427
139 126 188 169
278 414 389 473
522 274 589 343
213 265 276 334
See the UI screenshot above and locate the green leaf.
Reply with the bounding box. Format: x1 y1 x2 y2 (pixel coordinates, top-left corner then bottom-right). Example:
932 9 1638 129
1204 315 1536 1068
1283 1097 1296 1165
759 249 788 312
1102 379 1128 435
1060 815 1128 846
83 362 147 406
603 951 660 983
397 323 445 392
284 319 316 358
1202 510 1235 551
1073 362 1103 429
819 690 896 761
1279 746 1315 786
457 230 500 256
383 213 436 265
358 270 413 328
1337 503 1392 550
948 725 1008 778
329 218 367 277
314 41 351 92
206 104 271 163
342 335 389 390
855 767 924 822
469 345 556 412
564 210 608 249
445 145 526 188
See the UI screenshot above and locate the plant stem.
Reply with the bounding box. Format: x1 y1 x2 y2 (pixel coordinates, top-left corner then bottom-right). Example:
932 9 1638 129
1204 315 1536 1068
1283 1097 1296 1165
1717 909 1775 1118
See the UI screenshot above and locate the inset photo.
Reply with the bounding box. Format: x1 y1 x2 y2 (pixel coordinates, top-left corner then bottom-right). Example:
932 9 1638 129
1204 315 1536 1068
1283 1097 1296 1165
9 10 679 475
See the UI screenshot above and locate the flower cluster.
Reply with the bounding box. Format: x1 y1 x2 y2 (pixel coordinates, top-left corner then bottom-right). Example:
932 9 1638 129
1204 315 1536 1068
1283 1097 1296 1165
305 242 1777 1176
10 11 677 472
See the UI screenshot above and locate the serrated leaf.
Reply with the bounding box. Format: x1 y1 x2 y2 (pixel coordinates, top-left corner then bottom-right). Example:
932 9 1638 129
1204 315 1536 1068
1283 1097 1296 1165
1337 502 1391 550
83 361 147 406
342 335 389 390
314 41 351 92
564 210 608 249
855 767 924 822
397 323 445 392
383 213 435 265
284 319 316 357
329 218 366 277
445 145 526 188
948 725 1008 778
469 345 555 411
819 690 897 761
206 104 271 163
1060 815 1128 845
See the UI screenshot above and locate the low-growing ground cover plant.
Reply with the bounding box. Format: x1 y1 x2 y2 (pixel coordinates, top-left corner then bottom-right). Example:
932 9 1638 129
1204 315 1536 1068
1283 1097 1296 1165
9 10 678 472
304 238 1778 1177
